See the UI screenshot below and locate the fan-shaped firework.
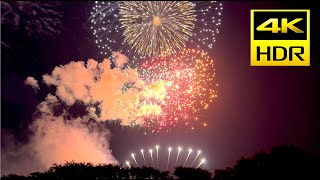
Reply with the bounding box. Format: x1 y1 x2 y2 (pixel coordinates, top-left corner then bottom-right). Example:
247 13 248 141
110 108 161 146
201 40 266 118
139 48 218 132
90 1 223 63
125 144 206 171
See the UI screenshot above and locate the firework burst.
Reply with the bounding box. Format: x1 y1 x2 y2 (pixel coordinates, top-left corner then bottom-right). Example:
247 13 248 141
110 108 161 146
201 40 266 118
139 48 218 132
119 1 196 57
90 1 223 63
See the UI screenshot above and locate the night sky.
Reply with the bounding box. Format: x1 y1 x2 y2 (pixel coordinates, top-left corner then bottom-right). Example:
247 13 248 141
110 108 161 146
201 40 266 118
2 1 320 174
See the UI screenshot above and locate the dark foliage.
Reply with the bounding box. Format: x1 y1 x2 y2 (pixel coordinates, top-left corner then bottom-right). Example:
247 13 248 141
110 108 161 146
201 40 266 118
173 166 212 179
213 145 320 180
1 162 171 180
2 145 319 180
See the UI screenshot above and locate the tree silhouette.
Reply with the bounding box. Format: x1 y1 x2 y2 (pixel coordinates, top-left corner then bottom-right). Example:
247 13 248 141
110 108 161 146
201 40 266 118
173 166 212 180
129 167 171 179
1 174 27 180
1 145 318 180
2 162 172 180
213 145 320 180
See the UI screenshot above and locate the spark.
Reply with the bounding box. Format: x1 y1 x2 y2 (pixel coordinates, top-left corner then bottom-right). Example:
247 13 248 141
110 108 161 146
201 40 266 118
126 145 206 171
175 147 182 166
131 153 139 167
89 1 223 63
191 150 201 166
141 149 146 166
196 158 206 169
149 149 154 168
156 145 159 169
167 147 172 171
126 161 131 168
183 148 193 167
139 48 218 132
118 1 196 57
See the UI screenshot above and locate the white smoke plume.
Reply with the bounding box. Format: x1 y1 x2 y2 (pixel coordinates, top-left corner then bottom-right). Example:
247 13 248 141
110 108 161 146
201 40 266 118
1 94 117 175
42 53 164 126
112 51 128 68
1 52 165 175
25 76 40 93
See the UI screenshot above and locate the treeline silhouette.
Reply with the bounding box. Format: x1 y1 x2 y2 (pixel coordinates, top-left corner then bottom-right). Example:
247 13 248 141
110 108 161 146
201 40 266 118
2 145 319 179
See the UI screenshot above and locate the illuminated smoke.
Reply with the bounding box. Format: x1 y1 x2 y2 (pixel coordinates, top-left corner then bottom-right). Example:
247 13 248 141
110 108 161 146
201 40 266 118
41 53 163 126
25 76 40 93
1 94 117 175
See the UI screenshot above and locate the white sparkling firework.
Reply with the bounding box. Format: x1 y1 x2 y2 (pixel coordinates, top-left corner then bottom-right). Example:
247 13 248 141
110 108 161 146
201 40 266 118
126 161 131 168
191 150 201 166
141 149 146 165
125 144 206 171
89 1 223 63
131 153 139 167
156 145 159 168
196 158 206 168
183 148 193 167
167 147 172 170
175 147 182 166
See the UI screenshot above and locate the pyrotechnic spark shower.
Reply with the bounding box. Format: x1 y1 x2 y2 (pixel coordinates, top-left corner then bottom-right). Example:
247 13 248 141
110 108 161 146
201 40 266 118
125 144 206 171
139 48 218 132
90 1 223 62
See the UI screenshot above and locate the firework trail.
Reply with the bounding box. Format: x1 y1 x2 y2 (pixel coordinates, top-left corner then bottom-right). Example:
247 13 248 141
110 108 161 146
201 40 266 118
167 147 172 171
183 149 193 167
131 153 139 167
156 145 159 169
149 149 154 168
196 158 206 169
175 147 182 167
141 149 146 166
126 161 131 168
191 150 201 167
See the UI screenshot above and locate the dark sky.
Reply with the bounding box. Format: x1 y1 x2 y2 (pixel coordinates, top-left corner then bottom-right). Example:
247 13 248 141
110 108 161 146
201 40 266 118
2 1 319 173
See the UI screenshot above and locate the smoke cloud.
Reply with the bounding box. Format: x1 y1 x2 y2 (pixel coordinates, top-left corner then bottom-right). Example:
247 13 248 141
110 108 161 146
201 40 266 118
25 76 40 93
1 52 165 175
112 51 128 68
41 54 163 126
1 94 117 175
